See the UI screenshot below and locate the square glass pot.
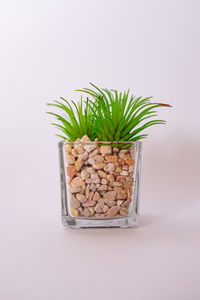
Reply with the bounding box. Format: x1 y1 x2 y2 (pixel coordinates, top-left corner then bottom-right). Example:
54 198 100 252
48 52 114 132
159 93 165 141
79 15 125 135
58 140 142 228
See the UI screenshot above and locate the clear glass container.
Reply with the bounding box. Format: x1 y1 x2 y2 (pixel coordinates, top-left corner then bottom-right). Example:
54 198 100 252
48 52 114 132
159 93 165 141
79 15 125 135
58 140 142 228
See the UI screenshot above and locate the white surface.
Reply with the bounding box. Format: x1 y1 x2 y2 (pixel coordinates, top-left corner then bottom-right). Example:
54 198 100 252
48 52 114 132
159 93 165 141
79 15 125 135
1 0 200 299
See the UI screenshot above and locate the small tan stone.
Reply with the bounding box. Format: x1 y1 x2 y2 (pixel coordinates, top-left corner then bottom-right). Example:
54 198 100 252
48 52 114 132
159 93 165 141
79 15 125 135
86 167 95 174
91 173 99 179
70 196 81 209
115 167 122 173
98 184 108 191
89 149 99 157
114 187 127 199
88 157 95 165
86 184 90 198
118 158 125 165
78 207 84 215
94 155 104 162
100 146 112 156
70 208 79 217
88 191 94 200
124 157 134 165
71 176 85 187
86 178 100 184
102 205 109 213
78 151 88 161
94 203 102 213
76 193 87 203
108 186 113 191
71 149 78 157
66 165 76 177
101 178 108 184
116 175 126 182
98 170 107 178
103 164 109 173
119 150 129 159
98 198 104 208
83 207 91 217
129 165 134 172
103 190 117 201
122 164 129 171
117 200 124 206
66 155 75 165
113 147 119 153
114 162 120 167
130 148 134 158
107 163 115 172
74 144 84 154
75 159 83 171
69 186 81 193
119 207 129 216
84 144 97 152
107 174 115 183
93 162 106 169
90 184 96 192
108 200 116 207
93 192 100 201
80 169 89 180
95 213 105 218
66 144 72 154
113 181 122 187
81 135 91 143
88 207 95 216
107 206 119 217
122 199 131 207
105 155 118 163
120 171 129 176
82 200 96 207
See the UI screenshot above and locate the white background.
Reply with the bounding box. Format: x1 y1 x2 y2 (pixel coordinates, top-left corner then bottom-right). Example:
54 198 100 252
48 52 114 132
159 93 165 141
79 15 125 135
1 0 200 299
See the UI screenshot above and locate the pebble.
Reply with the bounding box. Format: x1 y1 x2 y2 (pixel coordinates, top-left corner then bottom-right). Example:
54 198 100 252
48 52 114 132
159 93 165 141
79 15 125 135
70 196 81 209
122 200 131 207
76 193 87 203
66 155 75 165
102 205 109 213
81 169 90 180
83 207 91 217
91 173 99 179
70 208 79 217
90 183 97 192
117 200 124 206
115 167 122 173
124 157 134 165
74 144 84 154
71 177 85 187
113 147 119 153
82 200 96 207
101 178 108 184
88 191 94 200
94 155 104 162
93 192 100 200
107 206 119 217
98 184 107 191
88 157 95 165
89 149 99 157
81 135 91 143
94 203 102 213
103 191 117 201
120 171 129 176
85 184 90 198
129 165 134 172
75 159 83 171
93 162 106 169
86 178 100 184
71 149 78 157
66 144 72 154
98 198 104 208
107 163 115 172
88 207 95 216
69 186 81 193
78 151 88 161
107 174 115 183
105 155 118 163
98 170 107 178
108 200 116 207
66 165 76 177
84 144 97 152
113 181 122 186
130 148 134 157
119 207 128 216
119 150 129 159
122 164 129 171
86 167 95 174
100 146 112 156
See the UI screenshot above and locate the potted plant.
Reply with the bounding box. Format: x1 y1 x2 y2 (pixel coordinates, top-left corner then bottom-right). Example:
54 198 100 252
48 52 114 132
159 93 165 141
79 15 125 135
47 83 171 228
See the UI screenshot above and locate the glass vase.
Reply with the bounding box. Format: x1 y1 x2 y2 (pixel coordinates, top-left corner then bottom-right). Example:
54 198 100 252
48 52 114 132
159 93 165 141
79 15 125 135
58 140 142 228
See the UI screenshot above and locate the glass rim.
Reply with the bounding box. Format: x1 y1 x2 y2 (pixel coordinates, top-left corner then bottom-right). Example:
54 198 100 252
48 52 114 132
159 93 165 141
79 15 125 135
58 139 142 145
